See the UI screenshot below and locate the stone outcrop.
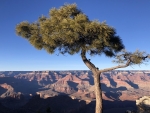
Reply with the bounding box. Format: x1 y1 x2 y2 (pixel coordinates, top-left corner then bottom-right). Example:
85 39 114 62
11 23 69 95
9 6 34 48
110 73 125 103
136 96 150 113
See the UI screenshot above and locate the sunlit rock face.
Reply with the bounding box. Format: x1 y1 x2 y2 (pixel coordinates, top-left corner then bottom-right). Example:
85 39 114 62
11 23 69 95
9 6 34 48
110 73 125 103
136 96 150 113
1 70 150 104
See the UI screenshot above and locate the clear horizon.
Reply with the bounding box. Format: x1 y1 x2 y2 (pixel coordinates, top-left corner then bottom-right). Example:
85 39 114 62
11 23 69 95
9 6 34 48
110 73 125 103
1 0 150 71
1 70 150 72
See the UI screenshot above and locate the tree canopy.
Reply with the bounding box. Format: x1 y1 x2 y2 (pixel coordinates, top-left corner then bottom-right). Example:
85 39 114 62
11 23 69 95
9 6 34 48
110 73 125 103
16 3 124 57
16 3 150 71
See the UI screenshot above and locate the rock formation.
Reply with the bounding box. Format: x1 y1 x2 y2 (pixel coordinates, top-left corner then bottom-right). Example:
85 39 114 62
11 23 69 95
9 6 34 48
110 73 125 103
136 96 150 113
0 70 150 111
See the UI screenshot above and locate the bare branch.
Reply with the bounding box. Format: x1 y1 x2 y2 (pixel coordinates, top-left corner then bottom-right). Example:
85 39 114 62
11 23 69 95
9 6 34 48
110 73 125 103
108 50 150 74
98 59 131 73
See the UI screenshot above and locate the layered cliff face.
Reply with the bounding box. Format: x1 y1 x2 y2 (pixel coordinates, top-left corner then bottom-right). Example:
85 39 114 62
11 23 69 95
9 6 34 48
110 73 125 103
100 71 150 89
14 71 61 84
50 74 81 94
0 83 27 109
0 70 150 103
0 83 24 100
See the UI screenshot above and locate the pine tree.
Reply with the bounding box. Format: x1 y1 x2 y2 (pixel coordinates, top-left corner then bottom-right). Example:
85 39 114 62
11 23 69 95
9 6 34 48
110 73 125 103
16 3 150 113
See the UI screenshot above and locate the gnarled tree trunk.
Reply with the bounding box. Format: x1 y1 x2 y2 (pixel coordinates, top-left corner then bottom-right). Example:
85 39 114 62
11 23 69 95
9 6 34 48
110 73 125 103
81 49 103 113
93 72 103 113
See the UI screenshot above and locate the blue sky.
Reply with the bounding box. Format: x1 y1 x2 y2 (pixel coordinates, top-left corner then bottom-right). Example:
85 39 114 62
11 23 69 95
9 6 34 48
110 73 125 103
0 0 150 71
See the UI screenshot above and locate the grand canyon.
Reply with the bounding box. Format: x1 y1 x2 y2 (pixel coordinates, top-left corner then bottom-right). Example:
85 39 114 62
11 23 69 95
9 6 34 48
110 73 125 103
0 70 150 113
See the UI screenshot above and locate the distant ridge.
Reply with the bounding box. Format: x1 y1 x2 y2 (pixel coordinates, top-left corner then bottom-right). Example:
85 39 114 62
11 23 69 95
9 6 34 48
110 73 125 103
1 70 150 72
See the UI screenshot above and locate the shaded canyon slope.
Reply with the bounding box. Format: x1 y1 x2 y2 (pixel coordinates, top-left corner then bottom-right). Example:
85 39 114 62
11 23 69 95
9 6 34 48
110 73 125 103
0 70 150 101
0 70 150 112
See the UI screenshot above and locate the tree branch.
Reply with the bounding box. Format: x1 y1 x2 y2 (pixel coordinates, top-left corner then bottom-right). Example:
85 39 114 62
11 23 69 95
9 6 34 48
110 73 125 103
141 56 148 60
98 59 131 74
81 49 97 72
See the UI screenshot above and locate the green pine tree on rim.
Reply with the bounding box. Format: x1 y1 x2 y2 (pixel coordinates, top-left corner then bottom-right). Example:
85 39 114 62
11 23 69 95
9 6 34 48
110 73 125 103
16 3 150 113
